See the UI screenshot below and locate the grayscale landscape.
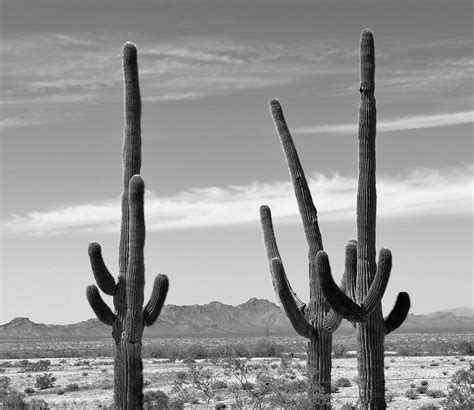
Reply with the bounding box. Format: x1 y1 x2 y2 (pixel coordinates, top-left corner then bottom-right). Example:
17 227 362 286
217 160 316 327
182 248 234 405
0 0 472 408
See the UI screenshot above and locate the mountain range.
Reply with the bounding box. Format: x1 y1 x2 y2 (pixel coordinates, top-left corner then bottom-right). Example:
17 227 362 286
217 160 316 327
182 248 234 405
0 299 472 340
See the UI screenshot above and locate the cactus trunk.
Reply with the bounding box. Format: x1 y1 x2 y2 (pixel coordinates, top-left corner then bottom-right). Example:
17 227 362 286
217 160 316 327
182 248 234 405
357 311 385 409
115 342 144 408
316 29 411 409
261 98 353 407
86 42 169 410
307 333 332 409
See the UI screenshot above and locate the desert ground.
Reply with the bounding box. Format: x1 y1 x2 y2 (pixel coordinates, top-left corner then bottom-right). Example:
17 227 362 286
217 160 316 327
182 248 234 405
1 352 471 408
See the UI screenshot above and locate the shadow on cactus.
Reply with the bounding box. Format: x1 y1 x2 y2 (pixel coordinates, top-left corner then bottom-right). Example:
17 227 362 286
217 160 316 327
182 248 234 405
86 42 169 409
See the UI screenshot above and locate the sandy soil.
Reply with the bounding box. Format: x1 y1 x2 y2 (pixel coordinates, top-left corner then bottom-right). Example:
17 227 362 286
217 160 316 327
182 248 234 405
2 355 470 408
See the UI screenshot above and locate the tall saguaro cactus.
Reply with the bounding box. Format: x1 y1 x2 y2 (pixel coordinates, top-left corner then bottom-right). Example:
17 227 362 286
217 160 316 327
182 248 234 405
316 30 410 409
86 43 169 409
260 99 353 406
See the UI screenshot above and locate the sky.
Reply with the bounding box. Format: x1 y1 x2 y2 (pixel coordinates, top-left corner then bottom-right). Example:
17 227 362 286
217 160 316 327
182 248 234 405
0 0 472 324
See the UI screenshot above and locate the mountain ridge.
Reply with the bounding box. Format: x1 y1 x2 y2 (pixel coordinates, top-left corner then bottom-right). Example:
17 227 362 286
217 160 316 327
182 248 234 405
1 299 472 339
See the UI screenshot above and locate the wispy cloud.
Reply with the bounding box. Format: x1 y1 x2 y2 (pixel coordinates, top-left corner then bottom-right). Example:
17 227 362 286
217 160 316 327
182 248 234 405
294 111 474 135
2 165 471 236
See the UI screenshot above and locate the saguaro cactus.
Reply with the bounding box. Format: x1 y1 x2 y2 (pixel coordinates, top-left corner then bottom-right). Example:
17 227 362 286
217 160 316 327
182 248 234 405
86 43 169 409
316 30 410 409
260 99 354 406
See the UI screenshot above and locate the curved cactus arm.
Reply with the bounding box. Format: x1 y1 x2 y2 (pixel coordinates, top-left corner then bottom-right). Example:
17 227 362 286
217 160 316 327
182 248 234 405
323 240 358 331
316 251 366 322
269 99 323 254
361 247 392 315
323 272 346 332
271 258 315 339
384 292 410 335
143 274 169 326
88 242 116 296
86 285 116 326
260 205 306 312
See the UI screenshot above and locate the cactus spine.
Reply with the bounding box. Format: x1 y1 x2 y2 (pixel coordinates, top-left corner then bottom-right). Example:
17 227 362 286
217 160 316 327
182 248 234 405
86 43 169 409
260 100 353 407
316 30 410 409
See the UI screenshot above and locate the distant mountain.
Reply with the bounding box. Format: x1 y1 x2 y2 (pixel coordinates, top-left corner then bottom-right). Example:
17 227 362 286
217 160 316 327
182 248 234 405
426 307 474 318
0 300 472 340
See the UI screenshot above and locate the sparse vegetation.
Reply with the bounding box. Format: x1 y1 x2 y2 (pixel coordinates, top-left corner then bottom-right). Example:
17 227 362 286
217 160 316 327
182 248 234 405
34 373 56 390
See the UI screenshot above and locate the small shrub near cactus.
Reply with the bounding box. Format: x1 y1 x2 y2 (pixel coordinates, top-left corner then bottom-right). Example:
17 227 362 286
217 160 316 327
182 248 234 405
405 388 419 400
426 389 446 398
416 385 428 394
143 390 169 409
65 383 79 392
420 380 428 386
24 387 35 394
0 376 11 391
29 398 50 409
445 365 473 408
35 373 56 390
385 391 395 403
334 377 351 388
2 390 27 408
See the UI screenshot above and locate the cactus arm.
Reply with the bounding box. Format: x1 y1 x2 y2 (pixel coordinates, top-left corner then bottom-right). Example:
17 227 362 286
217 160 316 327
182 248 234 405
143 274 169 326
345 240 358 300
384 292 410 335
361 247 391 314
88 242 116 296
271 258 315 338
86 285 116 326
125 175 146 342
269 99 323 254
260 205 306 312
316 251 366 321
323 240 358 331
323 272 346 332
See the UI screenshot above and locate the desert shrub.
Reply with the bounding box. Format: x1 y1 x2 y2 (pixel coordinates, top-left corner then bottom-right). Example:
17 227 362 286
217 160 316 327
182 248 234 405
409 383 416 388
385 391 395 403
57 389 64 395
253 339 282 357
187 344 208 360
420 380 429 386
426 389 446 398
340 404 356 410
456 340 473 355
417 385 428 394
19 360 50 373
35 373 56 390
405 388 419 400
0 376 11 391
334 377 351 388
429 362 439 367
64 383 79 392
28 398 50 409
82 372 88 376
445 365 473 408
24 387 35 394
2 390 26 409
333 344 347 358
212 380 228 389
143 390 169 409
